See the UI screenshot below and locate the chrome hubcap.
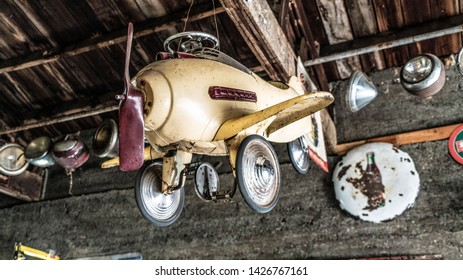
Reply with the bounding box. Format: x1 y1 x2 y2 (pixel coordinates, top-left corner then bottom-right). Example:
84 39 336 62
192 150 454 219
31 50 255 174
290 136 309 171
242 139 279 207
140 163 181 222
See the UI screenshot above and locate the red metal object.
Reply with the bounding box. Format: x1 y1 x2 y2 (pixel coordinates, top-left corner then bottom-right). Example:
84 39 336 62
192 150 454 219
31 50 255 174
208 86 257 102
118 23 145 172
156 52 196 61
448 124 463 165
174 52 197 59
156 52 174 61
52 137 90 170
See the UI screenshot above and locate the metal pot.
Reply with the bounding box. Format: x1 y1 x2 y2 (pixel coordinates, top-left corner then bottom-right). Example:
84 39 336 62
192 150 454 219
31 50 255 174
0 142 29 176
92 119 119 158
52 137 90 170
25 136 56 168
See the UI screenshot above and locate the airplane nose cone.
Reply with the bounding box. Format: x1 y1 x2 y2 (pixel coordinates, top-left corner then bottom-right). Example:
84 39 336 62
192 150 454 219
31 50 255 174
135 71 172 131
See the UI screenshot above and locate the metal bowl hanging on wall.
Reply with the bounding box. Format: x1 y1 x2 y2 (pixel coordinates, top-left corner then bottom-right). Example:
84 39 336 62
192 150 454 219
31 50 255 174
346 70 378 112
25 136 56 168
92 119 119 158
52 136 90 170
400 53 445 98
0 142 29 176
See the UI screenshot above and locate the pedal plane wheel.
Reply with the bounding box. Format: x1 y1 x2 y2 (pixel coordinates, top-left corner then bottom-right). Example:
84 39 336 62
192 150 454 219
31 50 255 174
236 135 281 213
288 135 310 174
135 160 184 227
194 162 220 202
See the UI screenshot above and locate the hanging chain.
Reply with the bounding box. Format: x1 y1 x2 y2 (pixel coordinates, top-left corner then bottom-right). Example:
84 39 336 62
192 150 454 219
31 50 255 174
66 169 73 195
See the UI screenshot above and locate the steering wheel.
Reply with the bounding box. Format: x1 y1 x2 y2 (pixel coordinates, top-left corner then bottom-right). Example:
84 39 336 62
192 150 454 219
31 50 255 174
163 31 219 54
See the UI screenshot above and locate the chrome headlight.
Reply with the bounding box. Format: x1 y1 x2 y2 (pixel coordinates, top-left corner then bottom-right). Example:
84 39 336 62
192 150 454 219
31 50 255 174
400 53 445 98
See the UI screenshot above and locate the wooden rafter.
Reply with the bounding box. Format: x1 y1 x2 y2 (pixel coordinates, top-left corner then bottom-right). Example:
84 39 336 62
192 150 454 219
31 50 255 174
290 0 330 91
304 10 463 67
220 0 296 81
0 3 224 75
335 123 461 155
0 101 118 136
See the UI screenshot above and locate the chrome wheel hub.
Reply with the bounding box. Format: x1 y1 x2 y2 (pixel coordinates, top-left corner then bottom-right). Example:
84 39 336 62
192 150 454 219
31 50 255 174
140 164 181 222
242 140 279 207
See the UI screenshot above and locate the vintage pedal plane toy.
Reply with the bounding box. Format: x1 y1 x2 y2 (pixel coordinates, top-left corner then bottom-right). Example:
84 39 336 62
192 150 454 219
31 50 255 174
98 23 334 226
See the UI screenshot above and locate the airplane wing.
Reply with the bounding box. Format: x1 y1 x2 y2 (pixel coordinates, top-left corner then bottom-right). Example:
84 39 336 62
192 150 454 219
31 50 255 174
212 91 334 141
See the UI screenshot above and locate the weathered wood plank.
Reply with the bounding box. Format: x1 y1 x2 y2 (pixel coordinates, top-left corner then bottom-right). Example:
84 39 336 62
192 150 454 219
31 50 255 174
320 108 337 154
428 0 461 56
304 13 463 67
0 171 43 202
291 0 330 91
400 0 434 57
335 123 461 155
220 0 296 80
0 3 224 74
372 0 410 67
316 0 361 79
0 101 118 136
345 0 386 72
302 0 340 82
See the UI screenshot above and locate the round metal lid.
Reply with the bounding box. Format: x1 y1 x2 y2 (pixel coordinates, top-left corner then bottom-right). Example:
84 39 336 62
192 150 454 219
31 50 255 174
53 139 78 152
332 142 420 223
448 124 463 165
25 136 52 160
0 143 29 176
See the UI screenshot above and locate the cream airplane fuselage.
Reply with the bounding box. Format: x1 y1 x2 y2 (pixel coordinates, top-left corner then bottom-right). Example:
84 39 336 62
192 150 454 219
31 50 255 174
134 57 309 153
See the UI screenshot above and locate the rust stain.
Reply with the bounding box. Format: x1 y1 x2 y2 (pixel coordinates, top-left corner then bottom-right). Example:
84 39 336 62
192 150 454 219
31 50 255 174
346 162 386 211
337 164 351 180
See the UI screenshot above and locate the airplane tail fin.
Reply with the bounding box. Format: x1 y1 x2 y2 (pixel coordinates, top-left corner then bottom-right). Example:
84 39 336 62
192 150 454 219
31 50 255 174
288 71 319 96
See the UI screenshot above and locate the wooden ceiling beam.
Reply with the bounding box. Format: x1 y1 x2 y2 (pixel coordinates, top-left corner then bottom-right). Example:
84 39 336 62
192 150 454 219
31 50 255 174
0 2 224 74
0 100 118 136
290 0 329 91
220 0 296 81
304 13 463 67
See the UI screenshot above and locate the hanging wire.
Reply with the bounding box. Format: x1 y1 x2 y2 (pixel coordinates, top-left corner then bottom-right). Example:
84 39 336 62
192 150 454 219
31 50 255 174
177 0 196 52
212 0 220 50
182 0 195 32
